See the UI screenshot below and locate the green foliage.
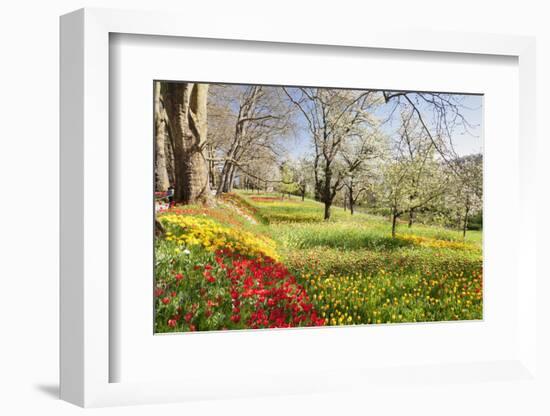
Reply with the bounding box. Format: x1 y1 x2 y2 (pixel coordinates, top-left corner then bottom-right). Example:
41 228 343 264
278 161 300 196
467 211 483 231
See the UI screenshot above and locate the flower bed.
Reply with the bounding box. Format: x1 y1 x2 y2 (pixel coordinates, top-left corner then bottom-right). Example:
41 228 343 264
155 244 325 332
300 267 482 325
155 192 483 331
158 205 248 228
397 234 475 251
160 214 278 260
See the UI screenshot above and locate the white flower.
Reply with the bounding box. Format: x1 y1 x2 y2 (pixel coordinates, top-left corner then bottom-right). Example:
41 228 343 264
183 248 191 255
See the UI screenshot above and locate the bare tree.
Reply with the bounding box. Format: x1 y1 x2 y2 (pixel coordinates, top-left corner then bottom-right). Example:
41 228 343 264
382 91 477 175
340 127 384 215
295 157 313 201
381 110 449 237
210 85 292 195
283 87 379 220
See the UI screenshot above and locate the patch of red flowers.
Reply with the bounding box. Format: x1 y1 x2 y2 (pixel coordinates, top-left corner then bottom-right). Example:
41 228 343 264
156 248 325 332
214 249 325 329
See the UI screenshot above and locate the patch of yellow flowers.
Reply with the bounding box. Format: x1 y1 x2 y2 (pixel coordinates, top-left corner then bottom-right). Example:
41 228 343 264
307 272 383 325
160 214 278 260
301 267 482 325
398 234 473 251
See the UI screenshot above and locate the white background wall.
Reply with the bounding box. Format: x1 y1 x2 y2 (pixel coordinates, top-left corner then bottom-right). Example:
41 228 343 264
0 1 548 414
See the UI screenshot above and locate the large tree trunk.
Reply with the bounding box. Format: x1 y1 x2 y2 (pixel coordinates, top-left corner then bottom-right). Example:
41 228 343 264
154 82 170 192
217 161 232 195
164 82 213 206
313 148 324 202
324 201 332 221
164 134 175 186
314 179 324 202
206 144 216 189
228 163 236 192
218 161 235 194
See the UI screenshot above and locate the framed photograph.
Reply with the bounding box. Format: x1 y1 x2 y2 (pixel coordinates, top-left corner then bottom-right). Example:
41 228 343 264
151 80 484 334
60 8 540 408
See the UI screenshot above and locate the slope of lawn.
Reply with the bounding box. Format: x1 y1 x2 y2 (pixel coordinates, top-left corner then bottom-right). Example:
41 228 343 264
154 191 482 332
238 191 482 325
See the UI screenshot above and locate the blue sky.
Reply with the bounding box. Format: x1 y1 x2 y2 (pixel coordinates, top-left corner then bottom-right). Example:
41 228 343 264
281 92 483 160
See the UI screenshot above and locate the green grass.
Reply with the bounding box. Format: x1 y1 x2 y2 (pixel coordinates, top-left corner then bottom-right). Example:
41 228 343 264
236 190 482 324
155 190 482 331
238 190 482 248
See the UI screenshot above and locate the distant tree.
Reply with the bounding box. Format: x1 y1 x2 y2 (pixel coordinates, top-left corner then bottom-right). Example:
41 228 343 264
278 161 299 198
446 154 483 237
340 128 385 215
205 86 237 190
382 157 446 238
380 111 449 237
283 87 380 220
295 157 314 201
276 157 314 200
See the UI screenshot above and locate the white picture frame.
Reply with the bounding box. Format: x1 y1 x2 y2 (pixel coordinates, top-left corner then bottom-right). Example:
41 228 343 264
60 7 539 408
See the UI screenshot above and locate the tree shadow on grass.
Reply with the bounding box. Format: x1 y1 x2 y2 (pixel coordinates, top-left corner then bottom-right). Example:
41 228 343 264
298 234 415 252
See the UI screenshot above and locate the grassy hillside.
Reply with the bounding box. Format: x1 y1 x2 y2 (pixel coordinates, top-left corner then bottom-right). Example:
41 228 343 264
154 191 482 332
